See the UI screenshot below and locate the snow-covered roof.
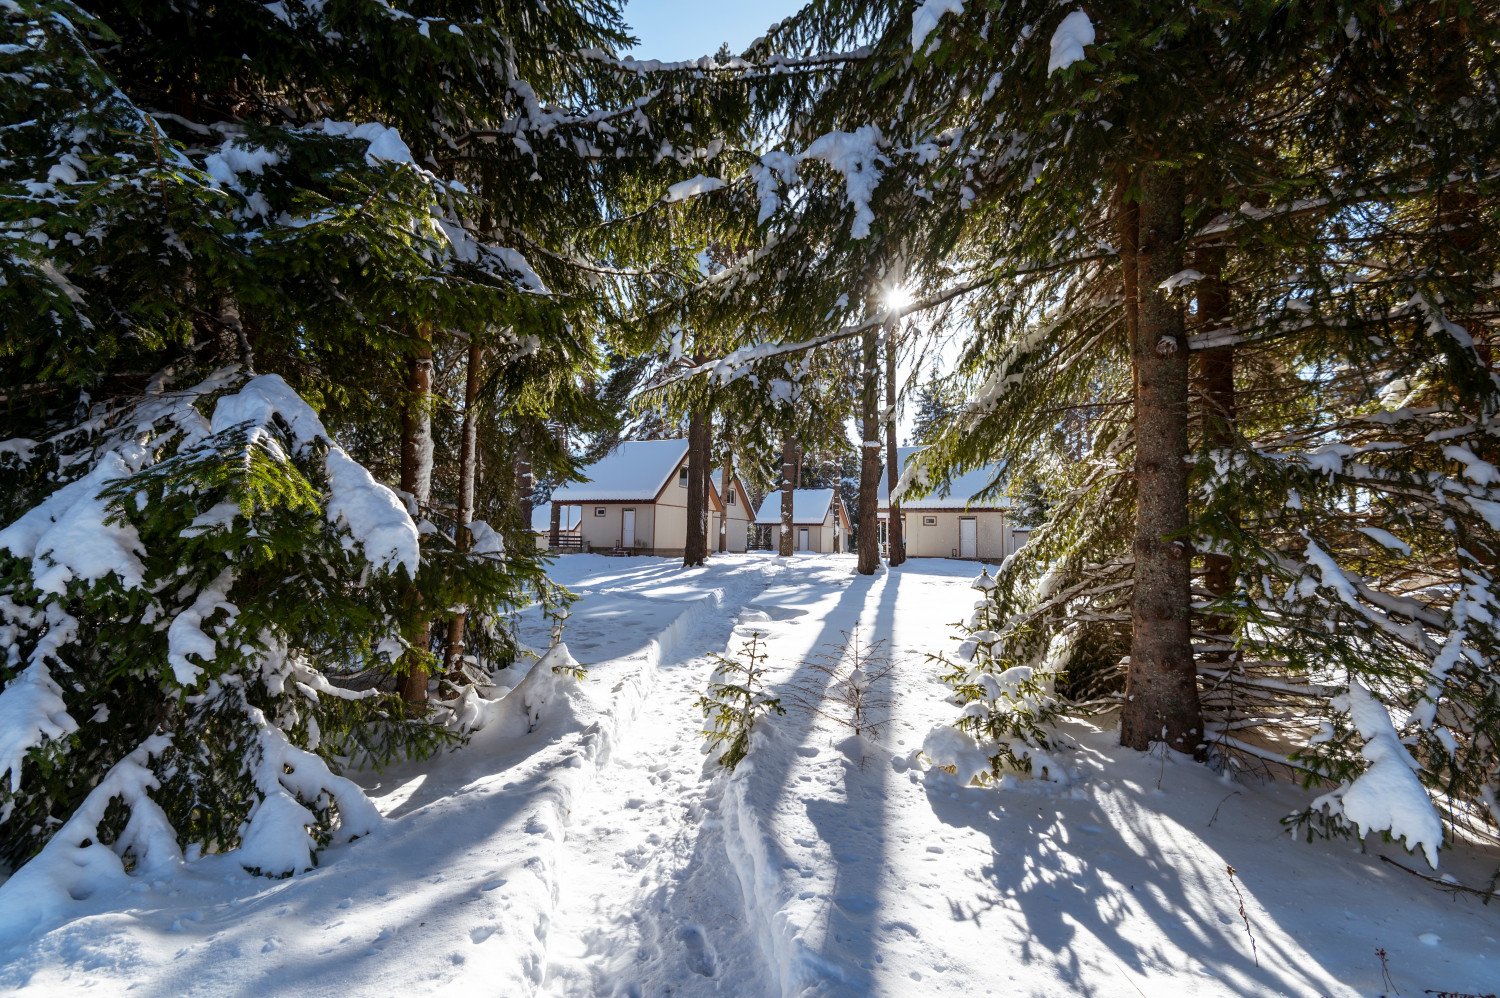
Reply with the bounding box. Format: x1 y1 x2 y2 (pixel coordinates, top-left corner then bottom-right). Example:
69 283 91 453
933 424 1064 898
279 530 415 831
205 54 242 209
878 447 1008 510
710 470 748 505
754 489 836 526
531 504 581 533
550 439 689 503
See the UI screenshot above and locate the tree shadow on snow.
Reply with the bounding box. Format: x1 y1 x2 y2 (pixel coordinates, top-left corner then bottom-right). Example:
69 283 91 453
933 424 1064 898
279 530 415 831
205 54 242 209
760 569 904 994
919 754 1352 997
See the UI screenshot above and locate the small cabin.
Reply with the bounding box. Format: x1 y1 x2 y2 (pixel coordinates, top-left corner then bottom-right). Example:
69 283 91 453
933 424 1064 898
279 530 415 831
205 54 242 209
753 488 849 553
549 439 751 556
877 447 1021 561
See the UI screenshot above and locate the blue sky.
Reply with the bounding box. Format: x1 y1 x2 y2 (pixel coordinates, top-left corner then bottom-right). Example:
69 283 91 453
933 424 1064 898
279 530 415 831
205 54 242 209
624 0 806 60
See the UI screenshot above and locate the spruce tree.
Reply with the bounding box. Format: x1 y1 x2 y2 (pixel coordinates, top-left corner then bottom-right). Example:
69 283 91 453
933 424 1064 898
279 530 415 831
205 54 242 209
0 0 760 878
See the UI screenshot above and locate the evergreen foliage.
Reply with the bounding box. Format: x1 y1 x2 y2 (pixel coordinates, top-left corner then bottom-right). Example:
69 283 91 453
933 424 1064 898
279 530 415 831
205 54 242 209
0 0 778 874
657 0 1500 859
697 630 784 770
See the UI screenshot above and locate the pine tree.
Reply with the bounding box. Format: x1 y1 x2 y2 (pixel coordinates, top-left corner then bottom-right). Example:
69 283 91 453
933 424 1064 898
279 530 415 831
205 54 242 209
0 0 762 879
652 0 1500 858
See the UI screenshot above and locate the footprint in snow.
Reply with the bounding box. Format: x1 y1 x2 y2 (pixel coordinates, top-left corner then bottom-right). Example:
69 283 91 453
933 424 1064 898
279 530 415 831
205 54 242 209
677 925 718 978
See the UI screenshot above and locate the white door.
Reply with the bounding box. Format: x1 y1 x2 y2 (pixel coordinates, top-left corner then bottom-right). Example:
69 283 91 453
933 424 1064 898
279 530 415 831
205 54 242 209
622 509 636 548
797 527 810 551
959 517 978 559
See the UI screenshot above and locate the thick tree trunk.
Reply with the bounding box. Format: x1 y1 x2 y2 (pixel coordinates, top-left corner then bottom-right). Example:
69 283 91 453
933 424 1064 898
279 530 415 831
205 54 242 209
443 342 484 676
548 421 567 549
398 328 435 706
514 445 533 537
1194 248 1236 654
857 322 882 575
684 407 708 566
779 436 796 556
1120 166 1203 755
700 417 714 559
884 317 905 567
719 439 733 554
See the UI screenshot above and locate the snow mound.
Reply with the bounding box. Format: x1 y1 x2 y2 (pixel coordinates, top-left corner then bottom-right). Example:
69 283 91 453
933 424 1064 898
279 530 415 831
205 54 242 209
922 723 993 784
1048 10 1095 75
911 0 964 53
1312 679 1444 867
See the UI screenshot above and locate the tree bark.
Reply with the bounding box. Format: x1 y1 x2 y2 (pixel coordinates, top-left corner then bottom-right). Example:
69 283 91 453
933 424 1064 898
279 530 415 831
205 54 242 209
1120 165 1203 755
548 422 564 549
684 407 708 566
884 315 906 567
719 437 734 554
700 415 714 559
443 341 484 676
514 444 533 537
398 327 435 706
857 320 882 575
779 435 796 556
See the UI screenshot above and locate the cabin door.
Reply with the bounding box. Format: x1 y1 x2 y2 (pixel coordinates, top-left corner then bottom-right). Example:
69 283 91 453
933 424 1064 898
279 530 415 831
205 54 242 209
797 527 810 551
622 509 636 548
959 517 978 559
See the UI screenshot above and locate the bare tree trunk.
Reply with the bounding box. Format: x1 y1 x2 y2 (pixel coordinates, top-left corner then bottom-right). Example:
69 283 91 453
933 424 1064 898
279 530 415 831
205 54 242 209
779 435 796 557
443 341 484 675
1194 247 1236 656
684 407 708 566
700 415 714 560
857 321 881 575
719 436 734 553
398 328 435 706
884 317 906 567
514 443 533 536
548 423 563 549
1120 165 1203 755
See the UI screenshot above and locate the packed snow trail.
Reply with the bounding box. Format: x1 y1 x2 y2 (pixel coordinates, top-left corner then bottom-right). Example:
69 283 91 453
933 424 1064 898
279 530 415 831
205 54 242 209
3 555 1498 997
540 602 777 995
0 555 782 996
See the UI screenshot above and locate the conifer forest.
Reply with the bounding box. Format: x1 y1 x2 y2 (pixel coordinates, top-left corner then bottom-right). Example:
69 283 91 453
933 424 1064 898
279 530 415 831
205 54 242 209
1 2 1498 995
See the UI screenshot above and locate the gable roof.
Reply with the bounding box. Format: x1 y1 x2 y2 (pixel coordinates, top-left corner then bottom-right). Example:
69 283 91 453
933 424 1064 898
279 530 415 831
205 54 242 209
531 504 581 533
878 446 1008 510
710 470 750 511
754 488 836 526
550 439 689 503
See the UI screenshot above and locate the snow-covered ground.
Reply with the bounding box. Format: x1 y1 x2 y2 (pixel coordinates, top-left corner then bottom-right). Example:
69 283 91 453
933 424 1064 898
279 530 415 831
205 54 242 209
1 553 1496 996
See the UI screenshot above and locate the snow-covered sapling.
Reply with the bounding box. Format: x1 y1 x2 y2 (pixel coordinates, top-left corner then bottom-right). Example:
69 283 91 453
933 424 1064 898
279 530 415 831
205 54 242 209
697 631 784 770
782 627 894 742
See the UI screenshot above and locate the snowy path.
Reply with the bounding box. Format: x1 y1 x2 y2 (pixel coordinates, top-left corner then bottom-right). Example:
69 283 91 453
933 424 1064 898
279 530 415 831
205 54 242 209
3 554 1498 997
538 556 782 996
540 614 771 995
0 555 783 996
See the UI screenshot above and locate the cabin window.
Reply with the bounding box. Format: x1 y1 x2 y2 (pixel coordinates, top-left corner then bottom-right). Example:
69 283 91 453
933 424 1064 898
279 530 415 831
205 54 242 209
594 507 606 517
923 516 937 526
727 489 736 504
678 467 689 486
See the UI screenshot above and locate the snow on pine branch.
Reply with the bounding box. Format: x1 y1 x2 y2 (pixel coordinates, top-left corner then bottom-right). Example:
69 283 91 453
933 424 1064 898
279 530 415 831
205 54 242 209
1311 680 1444 867
0 661 77 804
1047 10 1095 75
663 174 727 203
0 734 180 942
0 451 147 595
213 374 420 576
237 699 383 877
911 0 964 53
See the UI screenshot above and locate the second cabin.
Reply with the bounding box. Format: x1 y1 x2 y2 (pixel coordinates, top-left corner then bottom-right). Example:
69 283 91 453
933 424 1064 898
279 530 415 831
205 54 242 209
548 439 752 556
752 488 850 553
